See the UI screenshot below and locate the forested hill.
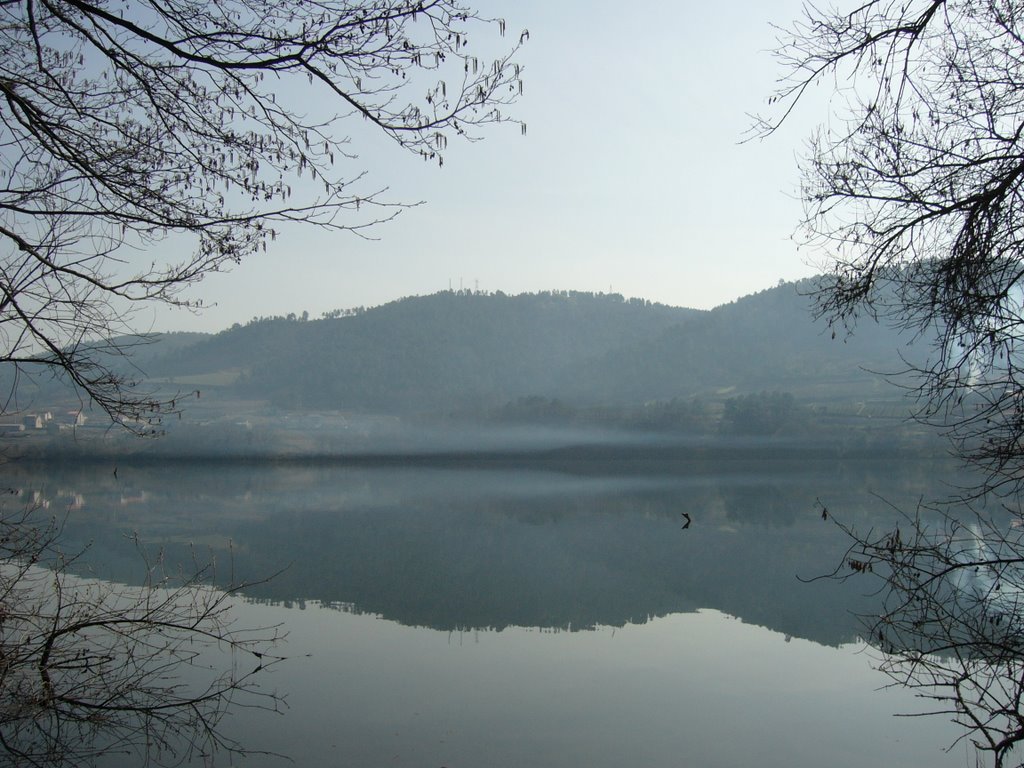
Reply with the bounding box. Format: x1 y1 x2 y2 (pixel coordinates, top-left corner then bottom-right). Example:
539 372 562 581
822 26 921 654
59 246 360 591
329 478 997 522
150 290 698 410
581 279 919 403
144 283 920 413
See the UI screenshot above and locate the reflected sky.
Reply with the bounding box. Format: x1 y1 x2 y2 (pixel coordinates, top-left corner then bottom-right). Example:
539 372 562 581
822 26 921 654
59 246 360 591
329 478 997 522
215 601 966 768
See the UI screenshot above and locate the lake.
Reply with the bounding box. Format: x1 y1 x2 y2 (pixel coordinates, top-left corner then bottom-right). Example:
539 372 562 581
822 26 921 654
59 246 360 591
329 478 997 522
5 445 976 767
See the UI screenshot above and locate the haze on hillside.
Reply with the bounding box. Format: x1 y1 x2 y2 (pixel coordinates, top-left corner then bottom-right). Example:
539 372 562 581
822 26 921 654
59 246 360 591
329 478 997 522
4 279 941 460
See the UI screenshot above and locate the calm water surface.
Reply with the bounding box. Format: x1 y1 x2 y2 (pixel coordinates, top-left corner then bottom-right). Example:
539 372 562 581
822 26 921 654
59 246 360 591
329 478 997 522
9 451 974 766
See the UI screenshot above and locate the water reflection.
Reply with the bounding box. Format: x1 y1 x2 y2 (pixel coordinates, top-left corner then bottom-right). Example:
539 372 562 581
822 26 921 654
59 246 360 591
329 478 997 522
209 601 965 768
10 456 953 645
6 454 970 767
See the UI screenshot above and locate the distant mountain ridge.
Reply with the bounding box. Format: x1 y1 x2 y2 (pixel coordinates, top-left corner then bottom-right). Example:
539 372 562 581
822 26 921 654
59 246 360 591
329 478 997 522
149 290 701 410
141 281 923 415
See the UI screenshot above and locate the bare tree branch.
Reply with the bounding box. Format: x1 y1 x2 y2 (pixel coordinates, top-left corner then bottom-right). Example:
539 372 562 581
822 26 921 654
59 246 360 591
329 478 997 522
0 0 525 428
765 4 1024 764
0 503 285 767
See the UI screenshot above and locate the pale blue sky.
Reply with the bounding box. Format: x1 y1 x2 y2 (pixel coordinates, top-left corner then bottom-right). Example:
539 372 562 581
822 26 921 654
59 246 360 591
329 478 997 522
152 1 820 333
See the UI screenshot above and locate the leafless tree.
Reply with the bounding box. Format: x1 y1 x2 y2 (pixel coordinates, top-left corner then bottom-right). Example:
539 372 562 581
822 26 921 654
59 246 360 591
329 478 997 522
763 2 1024 764
0 0 525 429
0 500 285 767
817 499 1024 767
0 4 524 764
756 0 1024 495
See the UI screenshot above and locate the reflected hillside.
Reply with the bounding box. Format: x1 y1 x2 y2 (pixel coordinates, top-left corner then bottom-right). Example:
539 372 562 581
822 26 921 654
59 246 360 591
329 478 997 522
7 449 961 647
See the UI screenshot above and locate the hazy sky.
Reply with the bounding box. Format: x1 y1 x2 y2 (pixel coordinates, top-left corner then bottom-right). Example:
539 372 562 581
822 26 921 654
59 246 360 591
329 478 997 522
152 1 820 333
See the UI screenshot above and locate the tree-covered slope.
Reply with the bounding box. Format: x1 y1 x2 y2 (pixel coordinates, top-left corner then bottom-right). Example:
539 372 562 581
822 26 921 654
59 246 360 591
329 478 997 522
150 290 701 410
142 283 920 413
579 280 920 403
